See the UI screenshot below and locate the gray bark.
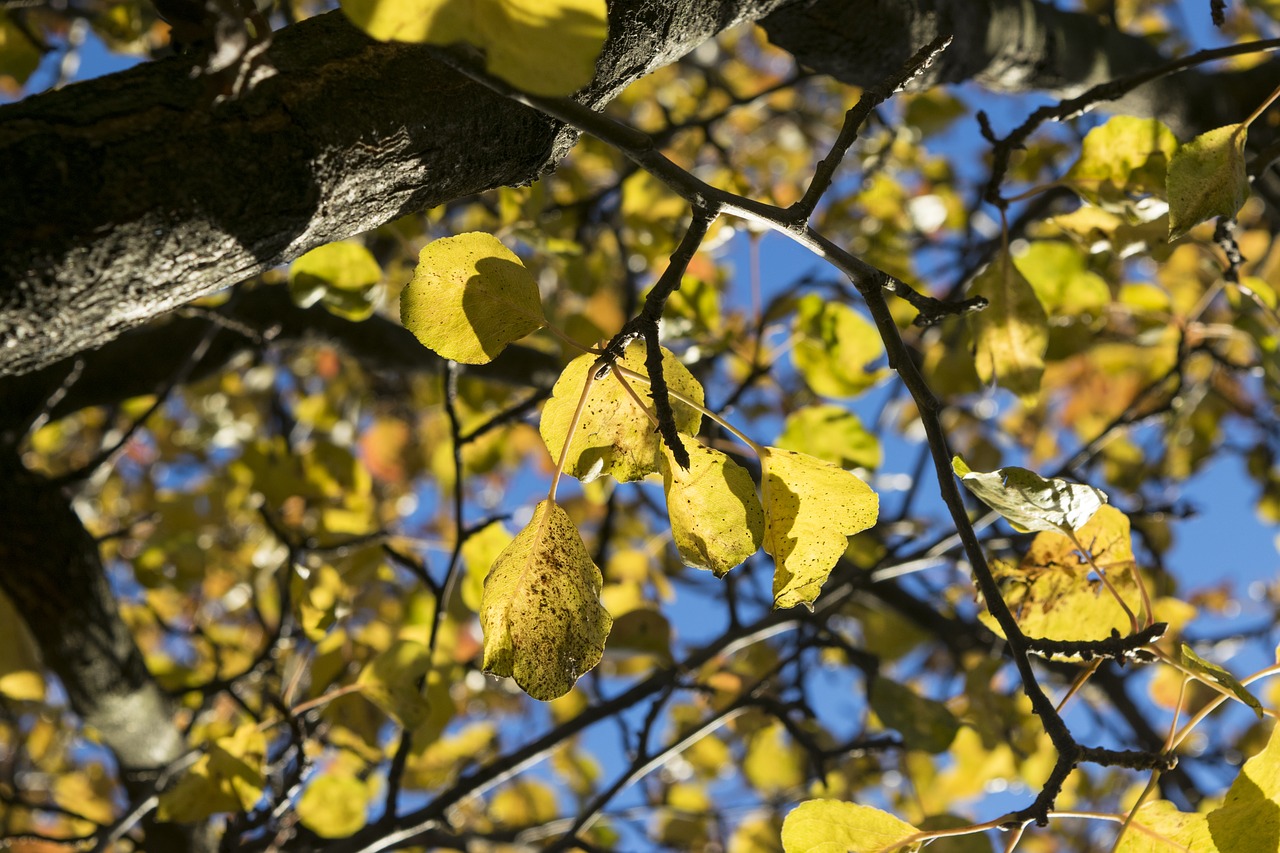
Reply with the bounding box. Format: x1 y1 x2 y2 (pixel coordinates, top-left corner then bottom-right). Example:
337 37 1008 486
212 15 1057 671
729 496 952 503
2 0 1275 377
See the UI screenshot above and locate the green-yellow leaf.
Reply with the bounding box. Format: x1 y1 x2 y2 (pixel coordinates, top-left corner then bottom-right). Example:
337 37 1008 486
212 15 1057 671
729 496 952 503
968 255 1048 405
289 241 383 322
781 800 921 853
1012 241 1111 318
870 676 960 754
792 295 888 398
1180 643 1264 719
1167 124 1249 240
743 721 806 795
761 447 879 610
339 0 607 97
952 456 1107 533
297 774 370 838
659 435 763 577
461 521 514 613
1118 800 1216 852
400 232 546 364
776 404 881 471
156 725 266 822
356 639 433 729
540 343 703 483
481 500 612 700
1064 116 1177 220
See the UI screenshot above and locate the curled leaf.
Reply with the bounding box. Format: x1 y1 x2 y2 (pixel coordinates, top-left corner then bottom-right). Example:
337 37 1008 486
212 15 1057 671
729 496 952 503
953 456 1107 533
1181 643 1264 719
400 232 545 364
481 500 612 700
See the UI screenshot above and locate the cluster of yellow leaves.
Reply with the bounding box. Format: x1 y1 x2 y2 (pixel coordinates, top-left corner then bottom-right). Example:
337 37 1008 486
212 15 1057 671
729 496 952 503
398 232 880 699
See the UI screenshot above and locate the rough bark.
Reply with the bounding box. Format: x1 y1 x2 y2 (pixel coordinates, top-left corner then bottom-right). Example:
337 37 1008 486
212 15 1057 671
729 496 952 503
3 0 1276 377
0 0 795 377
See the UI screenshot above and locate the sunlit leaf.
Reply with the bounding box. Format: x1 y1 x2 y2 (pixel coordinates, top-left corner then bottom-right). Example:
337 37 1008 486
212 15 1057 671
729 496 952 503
1063 116 1177 221
297 773 370 838
356 639 433 729
743 721 806 795
870 676 960 754
1167 124 1249 240
1181 644 1264 719
968 255 1048 405
776 405 881 471
792 295 888 398
1118 800 1216 852
0 589 44 701
289 240 383 322
157 725 266 822
781 799 921 853
540 343 703 483
339 0 607 97
400 232 546 364
659 435 763 576
761 447 879 610
953 456 1107 533
1012 241 1111 318
491 779 560 826
481 500 612 700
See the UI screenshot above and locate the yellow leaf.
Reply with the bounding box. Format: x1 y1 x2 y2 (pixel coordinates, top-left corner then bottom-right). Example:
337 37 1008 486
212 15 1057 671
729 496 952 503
0 589 44 701
792 295 887 398
781 799 921 853
761 447 878 610
339 0 607 97
404 722 496 788
491 779 560 826
1063 116 1177 221
953 456 1107 533
1118 800 1216 852
297 773 370 838
968 254 1048 405
461 521 514 613
157 725 267 822
481 500 612 700
1012 241 1111 318
540 343 703 483
1201 724 1280 850
728 815 785 853
1168 124 1249 240
743 721 806 795
776 405 881 471
660 435 763 576
400 232 546 364
289 240 383 322
356 639 433 729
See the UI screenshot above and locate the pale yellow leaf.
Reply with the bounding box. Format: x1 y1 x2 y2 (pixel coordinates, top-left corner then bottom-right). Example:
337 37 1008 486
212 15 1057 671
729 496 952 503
481 500 612 700
400 232 545 364
540 343 703 483
297 774 370 838
1064 116 1177 221
781 799 921 853
461 521 514 613
157 725 266 822
776 405 880 471
356 639 433 729
761 447 878 610
660 435 763 577
792 295 887 398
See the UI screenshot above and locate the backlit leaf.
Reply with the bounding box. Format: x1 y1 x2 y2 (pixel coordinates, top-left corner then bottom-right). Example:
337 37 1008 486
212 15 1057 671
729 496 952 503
540 343 703 483
1167 124 1249 240
761 447 879 610
776 405 881 471
461 521 514 613
1064 116 1177 220
1181 644 1264 719
356 639 433 729
400 232 546 364
870 676 960 754
743 721 806 795
953 456 1107 533
781 799 921 853
968 255 1048 405
1118 800 1216 852
792 295 888 398
297 773 370 838
289 240 383 322
339 0 607 97
1012 241 1111 318
481 500 612 700
659 435 763 577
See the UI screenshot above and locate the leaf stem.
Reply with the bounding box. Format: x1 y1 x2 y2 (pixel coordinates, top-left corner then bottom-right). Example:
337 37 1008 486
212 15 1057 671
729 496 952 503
1064 528 1140 634
613 365 762 455
1242 79 1280 131
547 368 597 504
